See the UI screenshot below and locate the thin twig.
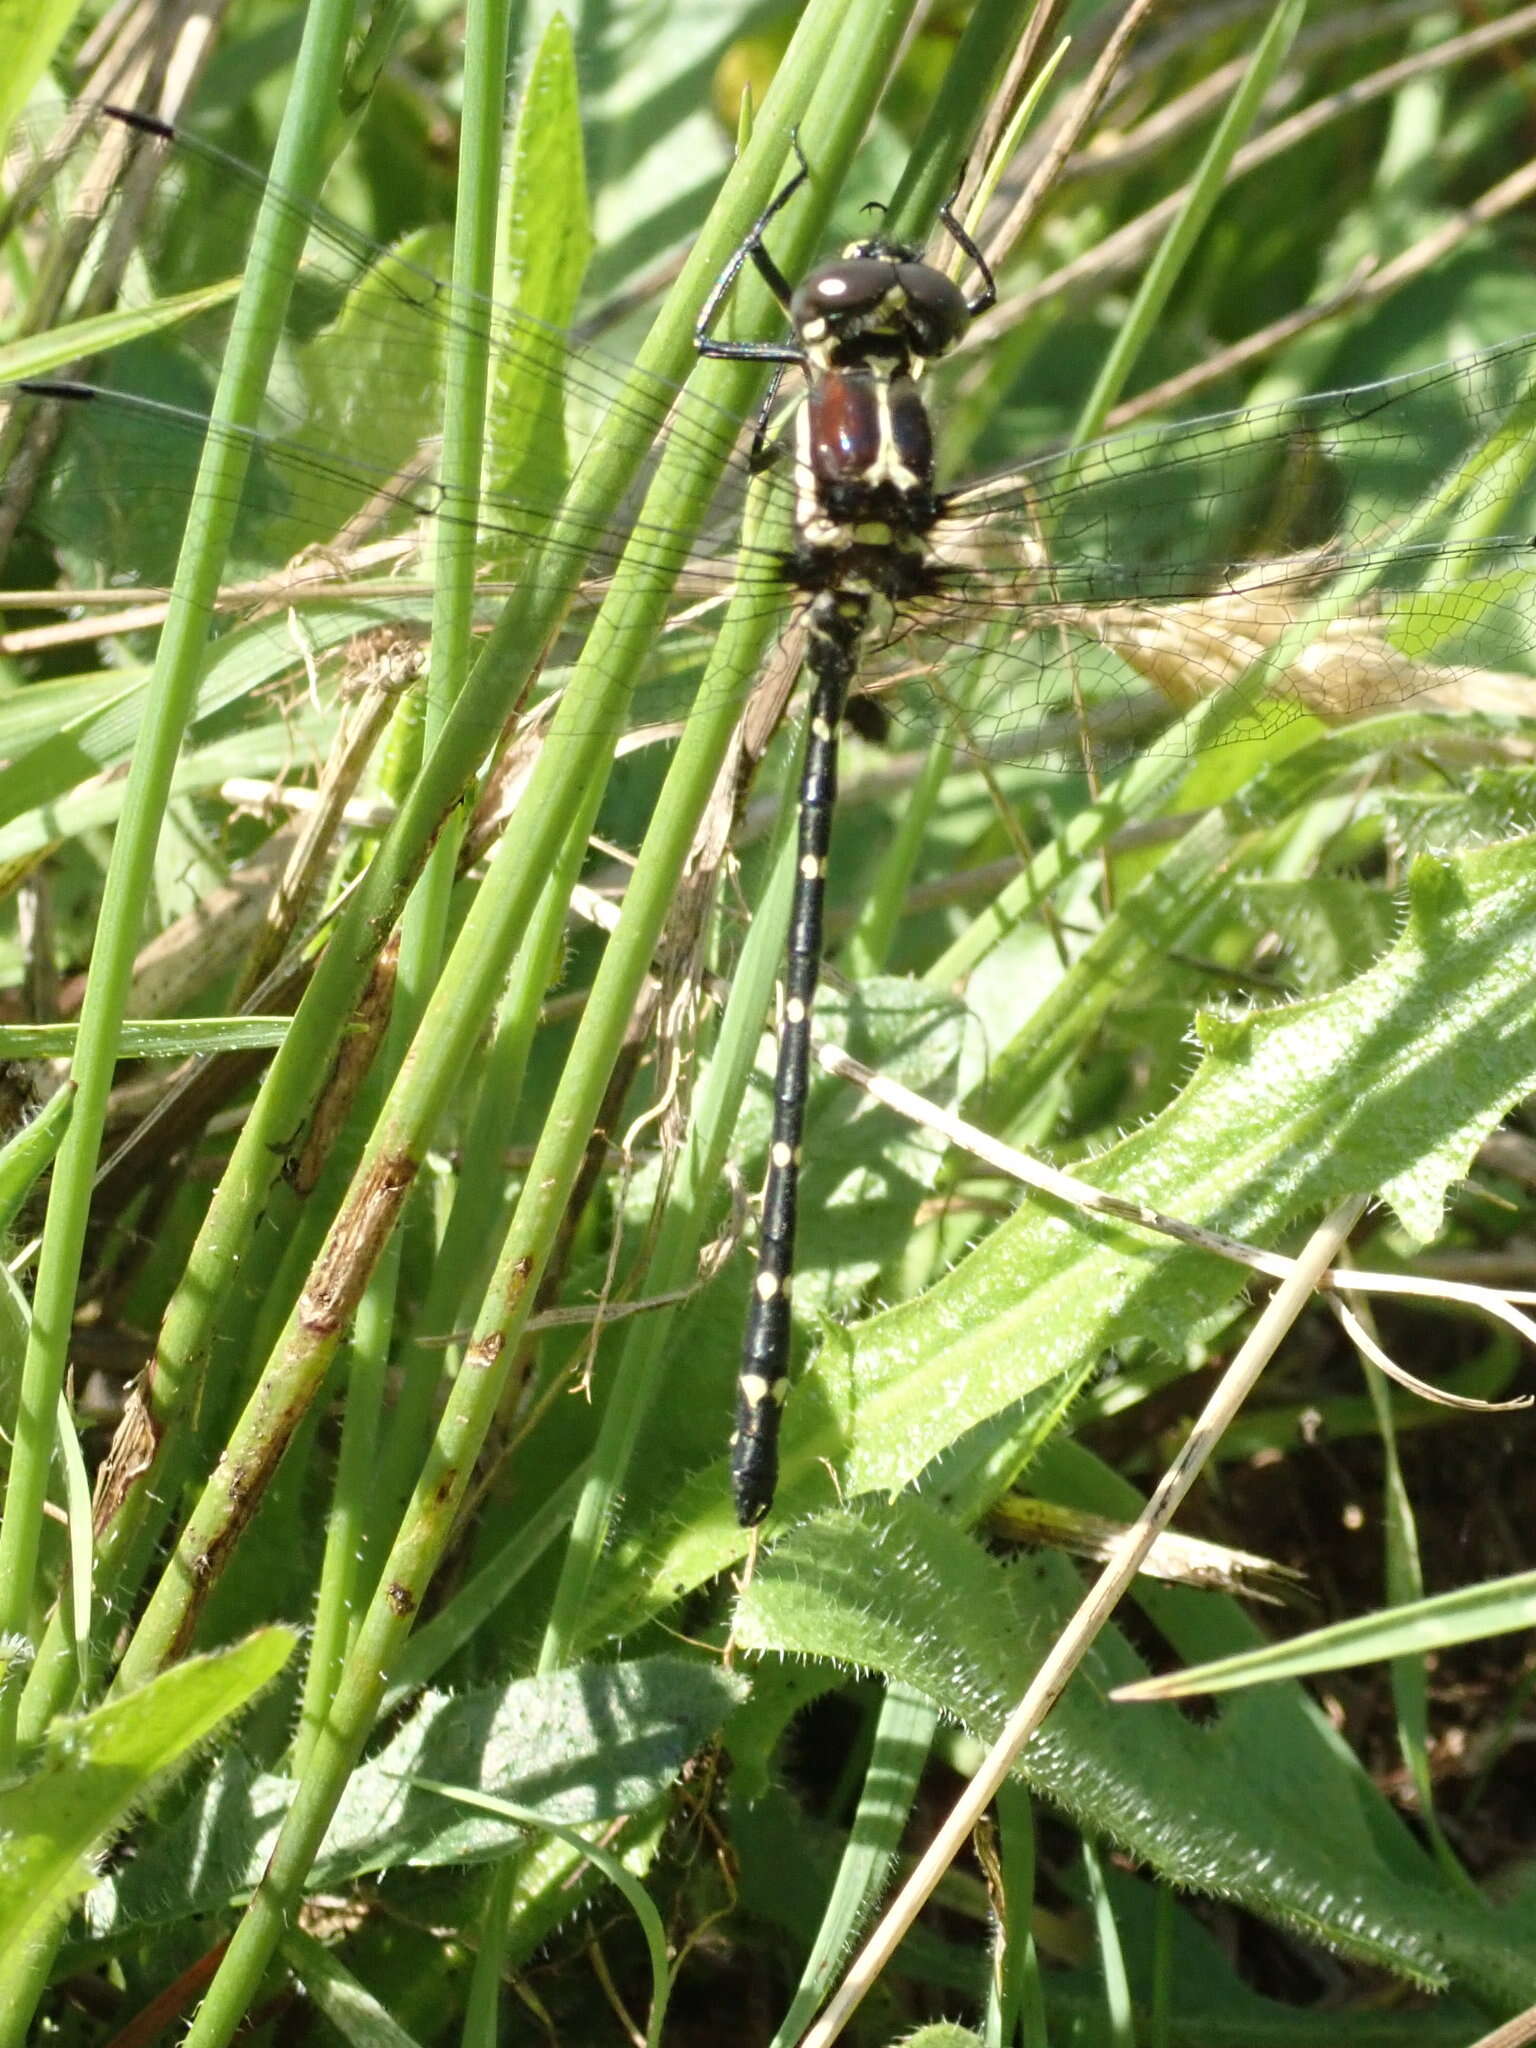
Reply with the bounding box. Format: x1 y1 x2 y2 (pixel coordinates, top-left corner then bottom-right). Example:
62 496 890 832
958 0 1073 224
1063 0 1464 186
1329 1296 1529 1415
1107 151 1536 432
1468 2005 1536 2048
971 2 1536 352
814 1039 1536 1350
798 1198 1366 2047
984 0 1162 270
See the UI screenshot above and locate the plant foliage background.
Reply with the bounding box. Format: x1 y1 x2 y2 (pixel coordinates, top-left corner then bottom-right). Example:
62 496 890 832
1 0 1536 2043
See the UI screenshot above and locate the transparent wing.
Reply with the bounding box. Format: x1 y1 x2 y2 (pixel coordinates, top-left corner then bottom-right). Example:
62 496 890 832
6 102 1536 769
0 102 796 689
859 341 1536 765
1 102 770 505
858 553 1536 773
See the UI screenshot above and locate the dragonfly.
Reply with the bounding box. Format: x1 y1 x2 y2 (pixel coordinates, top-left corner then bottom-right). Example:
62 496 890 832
5 104 1536 1522
692 140 1004 1522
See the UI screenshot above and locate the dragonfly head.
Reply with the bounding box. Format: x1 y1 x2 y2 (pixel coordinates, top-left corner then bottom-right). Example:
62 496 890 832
790 243 971 370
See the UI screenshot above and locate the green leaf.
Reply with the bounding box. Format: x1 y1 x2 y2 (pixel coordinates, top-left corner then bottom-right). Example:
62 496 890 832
0 1629 295 1959
0 275 244 384
734 1500 1536 2004
328 1653 742 1875
788 836 1536 1511
88 1654 742 1930
1118 1566 1536 1702
482 12 594 533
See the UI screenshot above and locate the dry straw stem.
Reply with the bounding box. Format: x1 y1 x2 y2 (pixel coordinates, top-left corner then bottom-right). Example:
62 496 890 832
800 1196 1368 2047
813 1038 1536 1402
1072 0 1478 185
971 1 1536 354
980 0 1161 272
1110 147 1536 433
956 0 1072 220
1469 2004 1536 2048
0 536 445 654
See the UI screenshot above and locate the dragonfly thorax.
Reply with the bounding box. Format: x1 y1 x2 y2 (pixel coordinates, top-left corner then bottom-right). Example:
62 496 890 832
792 363 947 582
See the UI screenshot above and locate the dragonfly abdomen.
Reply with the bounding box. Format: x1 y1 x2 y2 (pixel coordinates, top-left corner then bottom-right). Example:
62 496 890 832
698 149 996 1527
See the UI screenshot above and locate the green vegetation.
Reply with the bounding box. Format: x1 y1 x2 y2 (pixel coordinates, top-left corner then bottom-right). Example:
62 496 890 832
2 1 1536 2041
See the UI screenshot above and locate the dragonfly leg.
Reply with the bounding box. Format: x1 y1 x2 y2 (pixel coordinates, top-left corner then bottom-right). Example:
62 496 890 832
695 133 813 368
937 190 997 318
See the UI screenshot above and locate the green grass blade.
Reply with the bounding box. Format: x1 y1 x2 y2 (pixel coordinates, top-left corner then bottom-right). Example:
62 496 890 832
1070 0 1309 449
292 0 518 1782
1118 1566 1536 1701
768 1681 938 2048
0 274 243 379
0 0 365 1767
123 6 925 2032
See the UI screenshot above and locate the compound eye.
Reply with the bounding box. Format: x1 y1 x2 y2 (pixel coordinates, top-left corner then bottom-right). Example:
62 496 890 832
896 262 971 350
791 258 890 331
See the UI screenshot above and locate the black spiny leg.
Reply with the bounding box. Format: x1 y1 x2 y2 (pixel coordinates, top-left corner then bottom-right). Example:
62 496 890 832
695 135 811 369
696 140 814 468
732 587 871 1527
937 190 997 317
